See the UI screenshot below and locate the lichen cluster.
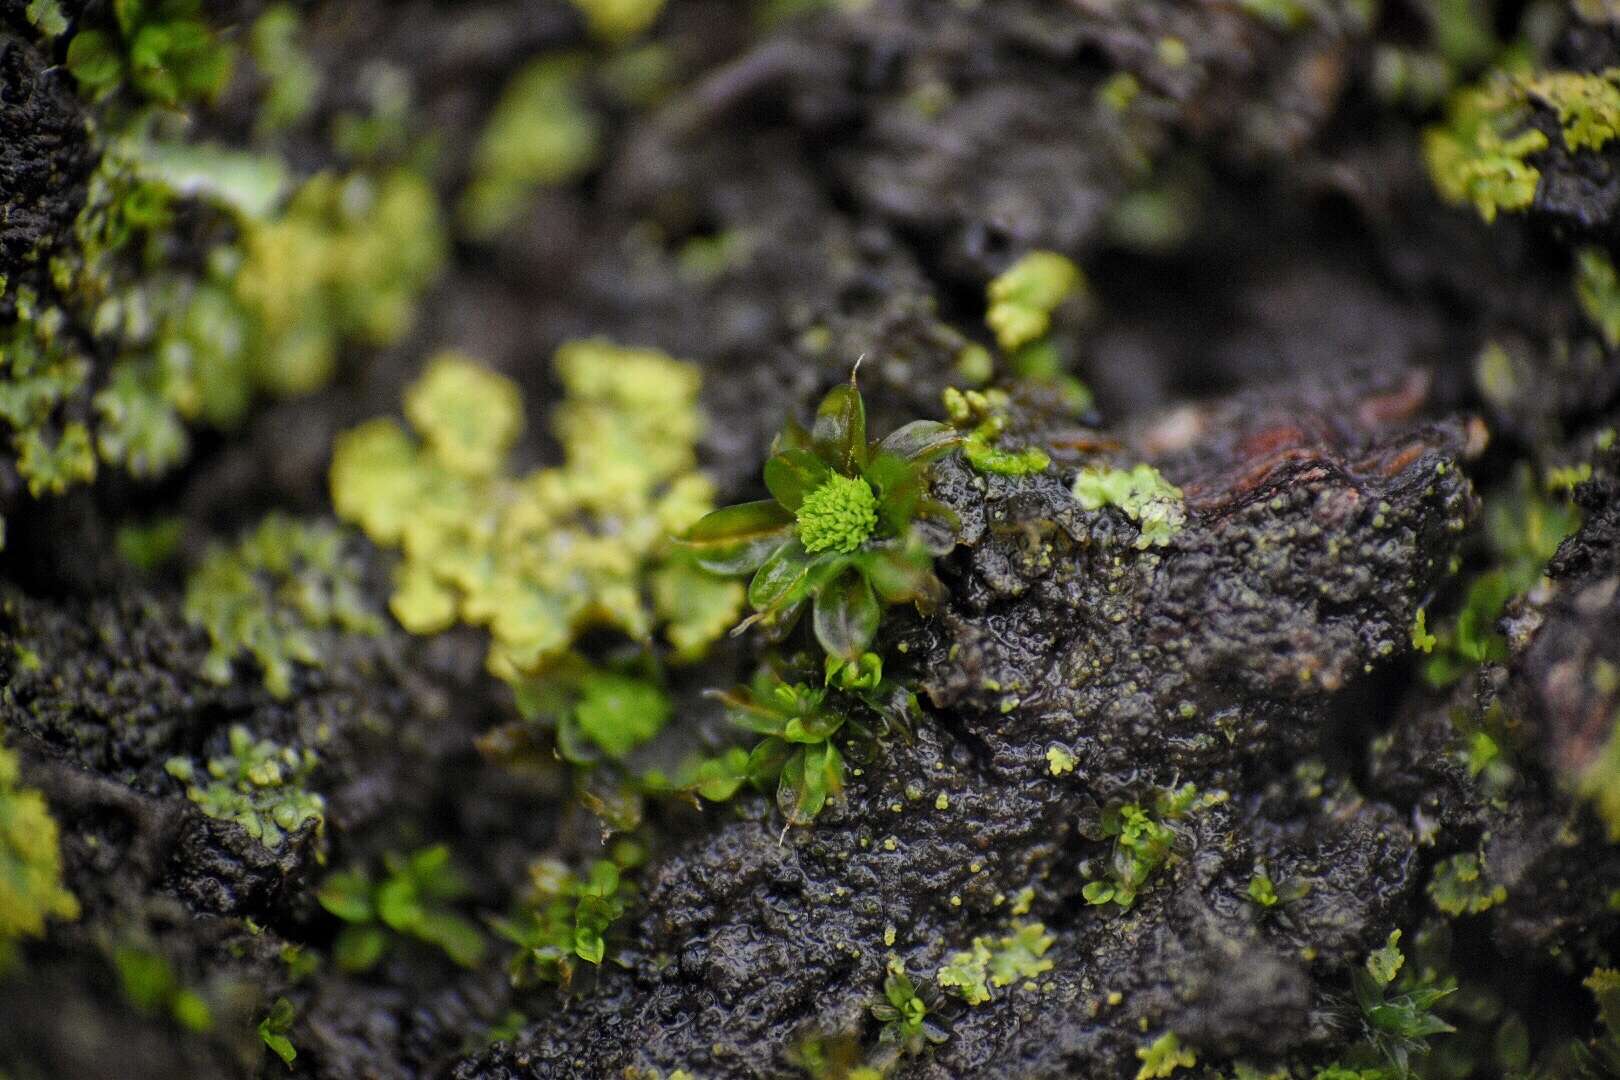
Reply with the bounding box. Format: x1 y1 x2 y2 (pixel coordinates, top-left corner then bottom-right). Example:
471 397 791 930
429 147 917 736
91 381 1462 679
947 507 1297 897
0 741 79 971
164 725 326 849
330 345 741 680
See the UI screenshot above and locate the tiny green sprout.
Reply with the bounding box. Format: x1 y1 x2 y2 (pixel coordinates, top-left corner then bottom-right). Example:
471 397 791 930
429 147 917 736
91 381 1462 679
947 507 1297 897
870 958 949 1055
258 996 298 1068
1135 1032 1196 1079
491 855 634 988
986 252 1083 353
711 671 850 827
1426 851 1507 915
317 846 486 972
1073 463 1186 548
66 0 236 105
164 726 324 849
0 744 79 970
1248 874 1279 908
683 372 961 662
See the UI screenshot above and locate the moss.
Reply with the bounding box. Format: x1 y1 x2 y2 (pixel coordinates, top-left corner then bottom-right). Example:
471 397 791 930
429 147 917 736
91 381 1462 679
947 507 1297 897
258 995 298 1067
460 57 601 237
944 387 1051 478
1072 463 1186 549
985 251 1083 354
1522 69 1620 153
1135 1033 1196 1079
250 6 321 136
1365 930 1405 986
113 946 214 1032
870 957 948 1056
1247 874 1279 908
332 345 737 679
164 725 325 850
1082 786 1210 910
183 513 382 698
797 473 881 554
0 741 79 971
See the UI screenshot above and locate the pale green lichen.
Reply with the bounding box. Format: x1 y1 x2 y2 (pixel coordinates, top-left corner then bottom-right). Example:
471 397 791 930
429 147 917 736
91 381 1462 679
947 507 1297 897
944 387 1051 478
986 252 1083 353
937 922 1054 1005
1523 69 1620 152
164 725 324 849
1427 852 1506 915
183 513 383 698
1135 1033 1197 1079
460 58 601 237
331 344 739 680
1424 78 1546 223
1072 463 1186 548
1366 930 1406 986
797 473 880 554
0 741 79 971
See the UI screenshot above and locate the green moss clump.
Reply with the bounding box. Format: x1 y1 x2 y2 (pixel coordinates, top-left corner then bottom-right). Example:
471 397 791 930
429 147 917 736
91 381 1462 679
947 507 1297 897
460 58 601 237
183 513 383 699
0 742 79 971
1424 78 1546 223
1072 463 1186 548
0 294 98 536
113 946 214 1032
332 345 740 680
164 725 325 849
870 958 948 1056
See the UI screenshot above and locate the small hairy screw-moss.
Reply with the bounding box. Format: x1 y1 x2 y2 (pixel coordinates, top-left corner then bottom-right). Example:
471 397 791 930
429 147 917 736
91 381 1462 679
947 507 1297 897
683 372 961 663
711 671 850 826
986 252 1083 354
0 742 79 970
317 845 487 971
1135 1032 1196 1079
1073 463 1186 549
1082 786 1207 910
164 725 325 849
1248 874 1279 908
184 513 382 698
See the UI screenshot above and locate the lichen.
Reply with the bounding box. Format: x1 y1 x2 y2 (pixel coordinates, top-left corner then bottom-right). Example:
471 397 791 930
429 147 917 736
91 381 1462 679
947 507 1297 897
1072 463 1186 548
1424 78 1546 223
0 741 79 971
331 345 739 680
986 252 1083 354
164 725 325 849
183 513 382 699
937 921 1055 1005
1135 1033 1196 1079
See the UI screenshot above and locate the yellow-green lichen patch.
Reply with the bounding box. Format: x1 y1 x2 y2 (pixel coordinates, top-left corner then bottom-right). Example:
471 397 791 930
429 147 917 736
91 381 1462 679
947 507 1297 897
460 58 601 238
936 921 1054 1005
183 513 383 698
164 725 325 849
0 742 79 970
1427 852 1506 915
986 252 1082 354
1072 463 1186 548
1424 77 1546 223
1134 1032 1196 1079
331 345 739 679
944 387 1051 478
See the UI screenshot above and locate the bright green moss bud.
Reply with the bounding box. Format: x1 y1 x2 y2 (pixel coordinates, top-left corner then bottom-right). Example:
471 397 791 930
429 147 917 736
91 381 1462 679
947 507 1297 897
796 473 879 554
